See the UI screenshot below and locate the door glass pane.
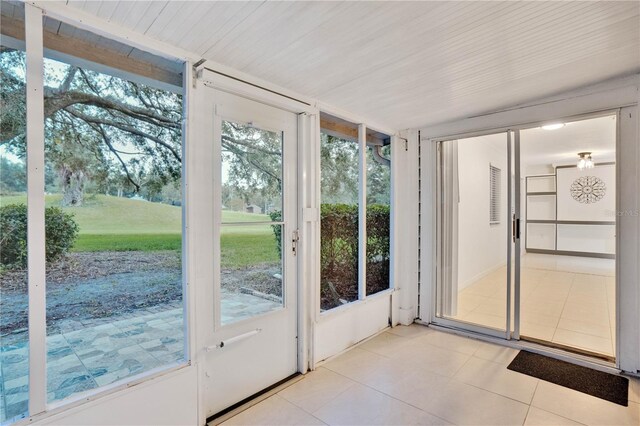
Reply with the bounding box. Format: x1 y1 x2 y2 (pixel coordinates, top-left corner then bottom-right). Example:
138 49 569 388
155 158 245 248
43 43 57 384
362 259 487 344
1 1 28 421
437 133 508 332
366 144 391 296
220 224 283 325
221 121 282 222
320 133 359 310
519 115 616 358
42 17 185 404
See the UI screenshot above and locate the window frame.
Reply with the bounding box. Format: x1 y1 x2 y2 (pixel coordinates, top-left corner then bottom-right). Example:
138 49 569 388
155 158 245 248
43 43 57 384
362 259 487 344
12 4 191 421
318 119 395 316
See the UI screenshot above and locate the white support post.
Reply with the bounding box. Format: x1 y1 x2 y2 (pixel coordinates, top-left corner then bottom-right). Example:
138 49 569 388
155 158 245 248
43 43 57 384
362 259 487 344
358 124 367 300
297 112 309 373
309 112 320 368
388 135 399 326
182 61 194 364
25 2 47 416
389 136 398 293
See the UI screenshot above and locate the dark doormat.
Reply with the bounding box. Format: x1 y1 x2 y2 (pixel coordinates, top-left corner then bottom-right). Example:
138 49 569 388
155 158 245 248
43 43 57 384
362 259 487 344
507 350 628 406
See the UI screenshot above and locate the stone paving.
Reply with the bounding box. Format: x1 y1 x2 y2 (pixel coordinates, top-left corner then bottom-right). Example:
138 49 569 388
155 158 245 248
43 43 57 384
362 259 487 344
0 291 281 423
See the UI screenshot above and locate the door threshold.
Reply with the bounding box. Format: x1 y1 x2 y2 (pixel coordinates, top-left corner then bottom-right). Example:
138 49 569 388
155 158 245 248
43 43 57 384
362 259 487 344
520 335 615 363
420 320 619 374
206 373 303 426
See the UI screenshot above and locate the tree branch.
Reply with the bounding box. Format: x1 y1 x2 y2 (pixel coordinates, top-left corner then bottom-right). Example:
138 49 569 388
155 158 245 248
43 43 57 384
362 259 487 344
64 107 181 162
92 124 140 192
221 134 281 156
43 88 180 131
222 141 281 184
59 67 79 93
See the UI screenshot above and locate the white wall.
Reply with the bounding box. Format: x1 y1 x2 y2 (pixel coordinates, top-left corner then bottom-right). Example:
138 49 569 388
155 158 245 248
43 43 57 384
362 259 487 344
314 295 391 362
34 368 198 426
456 134 508 289
556 164 616 222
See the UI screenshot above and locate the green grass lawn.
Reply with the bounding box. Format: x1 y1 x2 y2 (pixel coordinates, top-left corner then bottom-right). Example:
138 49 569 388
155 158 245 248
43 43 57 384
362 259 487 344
1 193 279 267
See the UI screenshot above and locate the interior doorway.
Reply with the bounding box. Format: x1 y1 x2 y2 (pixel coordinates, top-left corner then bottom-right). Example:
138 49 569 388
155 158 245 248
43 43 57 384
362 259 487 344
434 113 617 361
518 114 616 359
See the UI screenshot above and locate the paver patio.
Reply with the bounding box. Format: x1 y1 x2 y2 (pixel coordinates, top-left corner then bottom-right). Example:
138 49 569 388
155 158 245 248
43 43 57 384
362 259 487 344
0 291 281 423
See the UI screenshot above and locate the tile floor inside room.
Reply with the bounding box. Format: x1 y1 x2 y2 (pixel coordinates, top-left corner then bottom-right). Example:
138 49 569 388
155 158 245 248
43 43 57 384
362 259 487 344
219 325 639 426
449 253 615 357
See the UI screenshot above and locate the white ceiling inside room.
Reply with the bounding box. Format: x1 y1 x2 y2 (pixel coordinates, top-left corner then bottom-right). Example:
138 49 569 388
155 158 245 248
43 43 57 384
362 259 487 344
520 115 617 168
54 1 640 130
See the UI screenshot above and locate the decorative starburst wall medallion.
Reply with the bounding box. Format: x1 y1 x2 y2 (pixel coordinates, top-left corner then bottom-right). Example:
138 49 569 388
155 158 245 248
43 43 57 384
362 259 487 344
570 176 606 204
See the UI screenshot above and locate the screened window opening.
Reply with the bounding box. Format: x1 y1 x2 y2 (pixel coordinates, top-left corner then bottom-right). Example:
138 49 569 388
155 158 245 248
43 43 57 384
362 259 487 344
1 0 28 422
320 114 392 311
0 10 187 415
41 17 186 404
366 143 391 296
320 132 360 310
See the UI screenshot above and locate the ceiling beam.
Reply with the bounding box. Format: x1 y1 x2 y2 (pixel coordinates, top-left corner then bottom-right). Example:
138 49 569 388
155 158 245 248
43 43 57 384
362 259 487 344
320 117 387 146
1 14 182 89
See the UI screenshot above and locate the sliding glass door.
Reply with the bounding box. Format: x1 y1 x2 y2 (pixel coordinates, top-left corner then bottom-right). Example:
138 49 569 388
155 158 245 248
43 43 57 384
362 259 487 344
434 113 617 361
435 131 514 338
516 114 617 360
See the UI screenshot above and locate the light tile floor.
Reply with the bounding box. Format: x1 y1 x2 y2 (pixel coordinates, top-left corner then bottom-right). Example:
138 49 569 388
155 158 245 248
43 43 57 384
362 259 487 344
221 325 640 426
450 254 615 357
0 291 281 423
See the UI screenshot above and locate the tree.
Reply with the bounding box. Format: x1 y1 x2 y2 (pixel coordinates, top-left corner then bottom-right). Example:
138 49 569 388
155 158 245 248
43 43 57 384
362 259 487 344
366 145 391 205
1 48 294 208
221 121 283 209
1 49 388 210
1 48 183 206
320 133 359 204
0 156 26 194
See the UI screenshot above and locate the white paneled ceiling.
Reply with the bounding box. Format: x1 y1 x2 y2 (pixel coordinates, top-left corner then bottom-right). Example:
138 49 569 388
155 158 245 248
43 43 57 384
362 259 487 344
62 1 640 130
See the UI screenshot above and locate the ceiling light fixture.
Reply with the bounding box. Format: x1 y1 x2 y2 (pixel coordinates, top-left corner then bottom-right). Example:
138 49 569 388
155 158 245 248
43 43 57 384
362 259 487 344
577 152 594 170
542 123 565 130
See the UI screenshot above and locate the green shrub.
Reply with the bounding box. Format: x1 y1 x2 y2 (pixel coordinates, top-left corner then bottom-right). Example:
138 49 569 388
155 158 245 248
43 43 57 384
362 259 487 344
320 204 360 306
270 203 390 309
45 206 80 263
0 203 79 269
269 210 283 258
0 204 27 268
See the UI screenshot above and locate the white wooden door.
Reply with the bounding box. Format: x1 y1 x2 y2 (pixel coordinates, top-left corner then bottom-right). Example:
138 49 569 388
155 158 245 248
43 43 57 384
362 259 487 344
198 87 298 419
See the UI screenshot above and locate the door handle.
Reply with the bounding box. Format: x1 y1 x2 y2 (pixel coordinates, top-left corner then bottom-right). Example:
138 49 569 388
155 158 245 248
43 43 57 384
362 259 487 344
512 215 520 242
292 229 299 256
205 328 262 351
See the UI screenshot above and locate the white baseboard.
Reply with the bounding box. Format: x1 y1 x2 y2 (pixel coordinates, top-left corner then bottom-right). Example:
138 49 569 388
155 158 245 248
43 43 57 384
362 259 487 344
459 261 507 290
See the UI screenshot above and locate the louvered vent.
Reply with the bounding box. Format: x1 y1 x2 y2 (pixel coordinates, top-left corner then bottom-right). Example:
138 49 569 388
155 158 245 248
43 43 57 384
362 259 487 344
489 164 501 224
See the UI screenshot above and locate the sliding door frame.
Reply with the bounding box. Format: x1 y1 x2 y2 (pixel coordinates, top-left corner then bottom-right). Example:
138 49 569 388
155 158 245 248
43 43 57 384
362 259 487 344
430 108 624 366
513 130 521 341
432 129 514 340
511 109 620 361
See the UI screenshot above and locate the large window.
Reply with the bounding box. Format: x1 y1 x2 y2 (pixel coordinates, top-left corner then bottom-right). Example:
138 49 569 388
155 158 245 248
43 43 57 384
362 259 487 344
0 8 186 421
320 116 392 311
320 133 360 309
1 1 28 422
42 17 185 404
366 143 391 296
